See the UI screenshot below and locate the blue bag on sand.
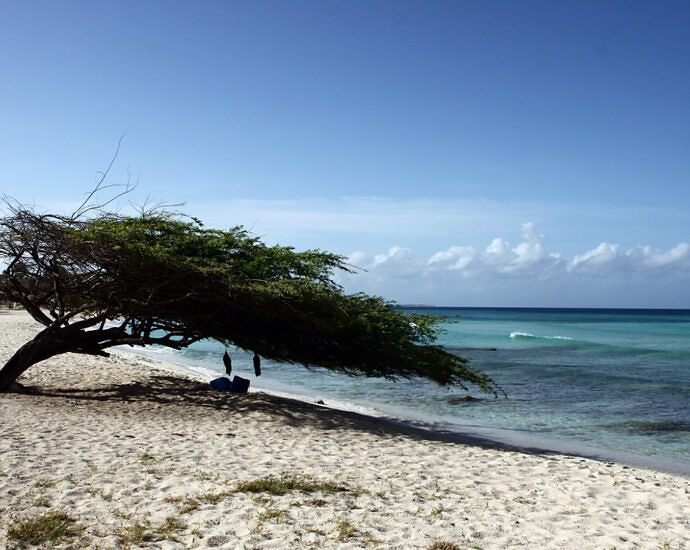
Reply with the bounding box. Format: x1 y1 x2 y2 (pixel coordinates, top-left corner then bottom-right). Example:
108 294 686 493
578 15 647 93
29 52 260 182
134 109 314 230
230 375 250 393
209 377 232 391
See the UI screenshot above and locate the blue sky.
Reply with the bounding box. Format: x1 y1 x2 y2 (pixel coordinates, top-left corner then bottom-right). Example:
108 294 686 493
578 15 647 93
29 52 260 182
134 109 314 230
1 1 689 307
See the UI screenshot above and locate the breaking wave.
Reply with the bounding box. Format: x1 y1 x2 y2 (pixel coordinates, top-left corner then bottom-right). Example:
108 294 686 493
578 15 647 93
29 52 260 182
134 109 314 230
510 331 574 341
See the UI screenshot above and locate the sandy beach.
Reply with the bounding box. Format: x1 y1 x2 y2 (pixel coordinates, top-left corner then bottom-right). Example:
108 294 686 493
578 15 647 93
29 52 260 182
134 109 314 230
1 310 688 549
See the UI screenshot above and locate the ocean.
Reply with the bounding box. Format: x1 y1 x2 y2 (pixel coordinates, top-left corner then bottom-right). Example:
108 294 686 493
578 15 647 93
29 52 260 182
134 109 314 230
142 307 690 475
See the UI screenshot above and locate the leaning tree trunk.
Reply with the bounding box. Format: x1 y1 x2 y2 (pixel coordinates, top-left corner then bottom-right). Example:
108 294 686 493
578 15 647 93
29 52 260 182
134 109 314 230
0 336 60 391
0 324 127 391
0 312 203 391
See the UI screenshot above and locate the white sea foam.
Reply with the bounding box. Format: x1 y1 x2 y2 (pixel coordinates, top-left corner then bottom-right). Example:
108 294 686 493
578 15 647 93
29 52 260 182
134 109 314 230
510 331 573 340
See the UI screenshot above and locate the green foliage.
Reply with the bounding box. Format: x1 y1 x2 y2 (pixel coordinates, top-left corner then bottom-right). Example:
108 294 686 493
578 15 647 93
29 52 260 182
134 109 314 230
6 511 83 546
335 517 358 541
117 515 186 546
234 473 350 495
80 216 496 390
0 205 499 393
427 543 462 550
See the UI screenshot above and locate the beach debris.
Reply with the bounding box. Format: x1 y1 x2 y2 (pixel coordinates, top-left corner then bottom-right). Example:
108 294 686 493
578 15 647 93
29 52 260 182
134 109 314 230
230 375 250 393
210 377 232 391
253 353 261 376
222 350 232 375
645 421 689 432
446 395 477 405
209 374 250 393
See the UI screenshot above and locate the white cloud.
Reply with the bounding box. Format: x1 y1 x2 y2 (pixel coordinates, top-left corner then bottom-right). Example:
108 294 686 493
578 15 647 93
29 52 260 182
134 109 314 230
424 222 562 278
8 191 690 307
568 242 690 274
485 237 510 257
569 242 621 274
428 246 477 271
337 223 690 306
512 222 544 264
625 243 690 270
372 246 422 279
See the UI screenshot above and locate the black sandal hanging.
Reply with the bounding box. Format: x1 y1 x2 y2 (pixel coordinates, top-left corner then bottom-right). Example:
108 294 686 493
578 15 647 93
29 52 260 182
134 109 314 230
223 350 232 375
253 353 261 376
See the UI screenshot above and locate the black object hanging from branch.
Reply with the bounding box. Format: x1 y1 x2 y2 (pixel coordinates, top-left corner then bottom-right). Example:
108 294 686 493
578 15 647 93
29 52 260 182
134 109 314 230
253 353 261 376
223 350 232 375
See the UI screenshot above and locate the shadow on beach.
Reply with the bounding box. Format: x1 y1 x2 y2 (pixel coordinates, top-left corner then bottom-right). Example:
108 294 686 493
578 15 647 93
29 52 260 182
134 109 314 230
18 373 559 459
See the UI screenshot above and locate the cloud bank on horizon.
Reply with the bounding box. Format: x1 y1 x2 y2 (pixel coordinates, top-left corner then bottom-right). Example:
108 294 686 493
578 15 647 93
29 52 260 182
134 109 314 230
15 194 690 308
336 222 690 308
175 195 690 308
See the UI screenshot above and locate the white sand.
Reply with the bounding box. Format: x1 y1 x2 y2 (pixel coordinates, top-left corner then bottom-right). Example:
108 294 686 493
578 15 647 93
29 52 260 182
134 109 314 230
1 310 688 549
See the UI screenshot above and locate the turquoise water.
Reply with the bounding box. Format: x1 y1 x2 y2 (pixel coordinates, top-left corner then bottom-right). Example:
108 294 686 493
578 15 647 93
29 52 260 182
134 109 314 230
154 308 690 474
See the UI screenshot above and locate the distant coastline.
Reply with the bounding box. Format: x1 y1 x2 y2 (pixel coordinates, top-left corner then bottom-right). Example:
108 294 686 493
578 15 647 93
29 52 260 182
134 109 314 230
399 305 690 314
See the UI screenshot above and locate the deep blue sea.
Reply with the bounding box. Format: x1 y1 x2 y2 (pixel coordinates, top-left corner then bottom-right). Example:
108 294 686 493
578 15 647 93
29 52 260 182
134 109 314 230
144 308 690 474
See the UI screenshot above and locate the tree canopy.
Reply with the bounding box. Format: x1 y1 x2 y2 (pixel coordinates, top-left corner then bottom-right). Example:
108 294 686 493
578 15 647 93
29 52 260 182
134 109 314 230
0 199 499 394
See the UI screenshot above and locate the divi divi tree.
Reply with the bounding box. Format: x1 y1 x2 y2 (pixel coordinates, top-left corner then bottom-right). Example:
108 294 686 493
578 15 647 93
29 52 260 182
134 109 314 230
0 196 498 395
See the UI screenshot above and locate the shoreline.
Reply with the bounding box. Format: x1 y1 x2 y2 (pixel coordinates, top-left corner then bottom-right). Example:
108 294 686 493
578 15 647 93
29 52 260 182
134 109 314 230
118 348 573 460
2 310 689 549
126 343 690 477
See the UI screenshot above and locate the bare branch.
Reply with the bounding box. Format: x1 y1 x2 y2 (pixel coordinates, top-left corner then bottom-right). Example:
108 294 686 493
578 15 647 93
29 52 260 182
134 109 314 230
129 195 186 219
70 135 138 220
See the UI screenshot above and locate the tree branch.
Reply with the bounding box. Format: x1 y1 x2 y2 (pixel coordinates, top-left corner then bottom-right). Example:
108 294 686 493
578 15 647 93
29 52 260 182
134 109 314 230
71 135 137 220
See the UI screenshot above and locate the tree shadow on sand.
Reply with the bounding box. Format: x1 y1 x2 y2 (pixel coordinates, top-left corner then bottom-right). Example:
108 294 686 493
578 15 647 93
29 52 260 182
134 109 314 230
18 374 557 458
